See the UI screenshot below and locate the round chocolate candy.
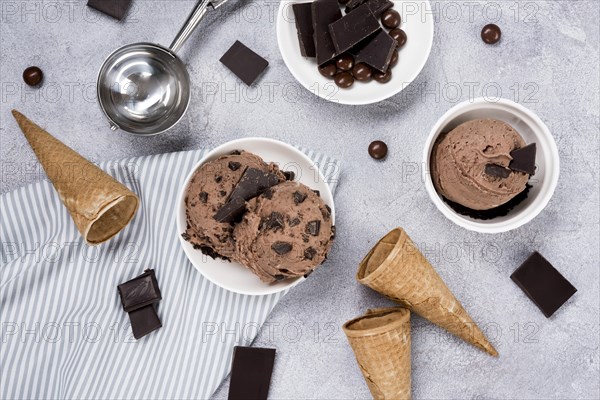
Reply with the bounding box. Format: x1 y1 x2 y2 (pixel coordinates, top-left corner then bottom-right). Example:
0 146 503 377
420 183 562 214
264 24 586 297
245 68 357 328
351 63 372 81
390 50 399 68
318 61 337 78
368 141 388 160
373 69 392 83
481 24 501 44
334 71 354 89
389 28 407 48
381 9 401 29
23 66 43 87
336 54 354 71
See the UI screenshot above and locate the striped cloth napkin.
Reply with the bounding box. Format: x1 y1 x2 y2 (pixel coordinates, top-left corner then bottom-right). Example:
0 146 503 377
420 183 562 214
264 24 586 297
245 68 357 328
0 148 340 399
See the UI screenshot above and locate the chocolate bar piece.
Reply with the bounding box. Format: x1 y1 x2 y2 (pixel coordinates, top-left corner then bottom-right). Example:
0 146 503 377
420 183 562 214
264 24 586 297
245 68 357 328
350 30 397 72
312 0 343 66
87 0 132 20
485 163 511 179
214 168 281 223
509 143 536 175
329 4 381 54
511 252 577 318
365 0 394 17
220 41 269 86
117 269 162 312
228 346 276 400
344 0 368 13
292 3 316 57
129 305 162 340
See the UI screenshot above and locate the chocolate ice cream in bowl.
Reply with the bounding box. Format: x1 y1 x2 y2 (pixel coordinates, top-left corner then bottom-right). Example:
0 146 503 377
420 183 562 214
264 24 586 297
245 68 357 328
423 98 559 233
176 138 336 295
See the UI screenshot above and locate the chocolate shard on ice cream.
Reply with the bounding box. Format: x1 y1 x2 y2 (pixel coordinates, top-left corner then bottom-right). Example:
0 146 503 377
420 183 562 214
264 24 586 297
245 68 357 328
183 151 285 260
431 119 533 212
234 181 335 283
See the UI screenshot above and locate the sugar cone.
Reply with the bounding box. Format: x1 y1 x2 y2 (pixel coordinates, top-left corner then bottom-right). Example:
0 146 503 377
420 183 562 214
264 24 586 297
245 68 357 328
357 228 498 356
343 307 411 400
12 110 139 245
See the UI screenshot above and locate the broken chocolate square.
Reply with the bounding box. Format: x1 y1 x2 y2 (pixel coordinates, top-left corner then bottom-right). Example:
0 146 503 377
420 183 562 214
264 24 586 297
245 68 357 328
87 0 131 20
312 0 343 65
292 3 316 57
365 0 394 17
129 304 162 340
509 143 536 175
214 196 246 224
485 163 511 178
306 220 321 236
271 241 293 255
117 269 162 313
510 251 577 318
220 41 269 86
350 30 397 72
329 4 381 54
228 346 276 400
293 191 307 204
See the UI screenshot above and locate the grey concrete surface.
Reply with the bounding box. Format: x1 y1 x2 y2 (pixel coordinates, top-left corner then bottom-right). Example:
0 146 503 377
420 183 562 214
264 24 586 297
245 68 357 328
1 1 599 399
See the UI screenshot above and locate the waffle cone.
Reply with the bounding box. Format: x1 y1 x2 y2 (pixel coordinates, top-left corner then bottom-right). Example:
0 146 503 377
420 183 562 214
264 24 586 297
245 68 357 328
343 307 411 400
12 110 139 245
357 228 498 356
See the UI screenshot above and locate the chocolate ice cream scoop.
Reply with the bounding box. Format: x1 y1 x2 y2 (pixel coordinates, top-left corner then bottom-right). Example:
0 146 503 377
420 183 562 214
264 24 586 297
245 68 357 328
183 151 284 260
431 119 529 210
233 181 335 283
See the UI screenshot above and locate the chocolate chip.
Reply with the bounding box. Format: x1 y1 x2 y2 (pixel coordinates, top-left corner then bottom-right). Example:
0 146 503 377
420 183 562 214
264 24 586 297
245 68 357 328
23 66 43 87
319 61 337 78
509 143 536 175
322 205 332 221
261 212 284 231
485 163 511 179
274 275 285 281
334 71 354 89
336 54 355 71
271 242 293 255
289 217 301 227
352 62 372 81
303 270 313 278
306 220 321 236
283 171 295 181
220 190 227 197
304 247 317 260
369 140 388 159
230 150 242 155
481 24 501 44
228 161 241 171
293 191 307 204
381 9 400 29
181 232 191 241
313 190 321 197
215 175 222 183
199 192 208 203
302 234 310 243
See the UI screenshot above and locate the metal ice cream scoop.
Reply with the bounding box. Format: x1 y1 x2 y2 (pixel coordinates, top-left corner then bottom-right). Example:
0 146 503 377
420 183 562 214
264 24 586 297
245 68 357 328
97 0 229 135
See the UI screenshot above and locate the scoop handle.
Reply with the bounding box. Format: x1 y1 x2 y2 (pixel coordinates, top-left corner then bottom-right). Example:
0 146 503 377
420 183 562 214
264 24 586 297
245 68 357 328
169 0 212 54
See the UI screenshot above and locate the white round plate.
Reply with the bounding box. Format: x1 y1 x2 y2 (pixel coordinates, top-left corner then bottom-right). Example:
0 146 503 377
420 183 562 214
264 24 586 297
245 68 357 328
277 0 434 105
176 138 336 296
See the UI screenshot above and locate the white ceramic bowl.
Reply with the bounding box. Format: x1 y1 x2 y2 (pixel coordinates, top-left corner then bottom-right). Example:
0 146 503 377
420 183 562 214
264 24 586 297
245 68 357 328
423 98 560 233
276 0 434 105
176 138 336 296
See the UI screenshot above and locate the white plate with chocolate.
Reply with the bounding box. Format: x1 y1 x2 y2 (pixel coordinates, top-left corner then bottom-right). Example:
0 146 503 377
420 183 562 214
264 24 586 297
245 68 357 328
176 138 336 296
277 0 434 105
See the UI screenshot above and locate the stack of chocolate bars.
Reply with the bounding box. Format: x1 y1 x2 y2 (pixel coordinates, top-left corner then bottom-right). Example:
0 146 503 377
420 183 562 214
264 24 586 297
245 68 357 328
118 269 163 340
292 0 407 88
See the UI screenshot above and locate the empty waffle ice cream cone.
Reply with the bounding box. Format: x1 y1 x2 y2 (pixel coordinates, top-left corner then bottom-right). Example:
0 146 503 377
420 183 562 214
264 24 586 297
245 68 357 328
343 307 411 400
357 228 498 356
12 110 139 245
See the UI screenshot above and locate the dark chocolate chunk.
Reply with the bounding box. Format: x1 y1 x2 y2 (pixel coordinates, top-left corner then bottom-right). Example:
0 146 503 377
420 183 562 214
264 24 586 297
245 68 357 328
228 161 241 171
181 232 191 241
220 40 269 86
381 9 401 29
510 252 577 318
331 225 336 240
293 191 307 204
319 61 338 78
306 220 321 236
230 150 242 155
352 62 373 81
274 275 285 281
509 143 536 175
304 247 317 260
292 3 316 57
344 0 368 13
485 163 511 179
313 190 321 197
312 0 343 65
390 28 407 48
336 54 355 71
220 190 227 197
481 24 501 44
261 212 285 231
199 245 230 261
322 205 332 220
87 0 132 20
117 269 162 313
23 66 43 87
271 242 293 255
289 217 301 227
199 192 208 203
228 346 276 400
214 168 281 223
365 0 393 17
215 175 223 183
334 71 354 89
350 30 397 73
283 171 295 181
369 140 388 159
329 4 381 54
129 304 162 340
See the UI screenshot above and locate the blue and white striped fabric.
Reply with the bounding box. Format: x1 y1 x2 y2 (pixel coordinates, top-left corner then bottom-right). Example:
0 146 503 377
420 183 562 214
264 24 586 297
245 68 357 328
0 148 340 399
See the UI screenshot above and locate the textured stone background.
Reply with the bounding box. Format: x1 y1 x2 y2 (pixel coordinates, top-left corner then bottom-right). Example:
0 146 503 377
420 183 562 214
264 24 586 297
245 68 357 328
1 1 599 399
